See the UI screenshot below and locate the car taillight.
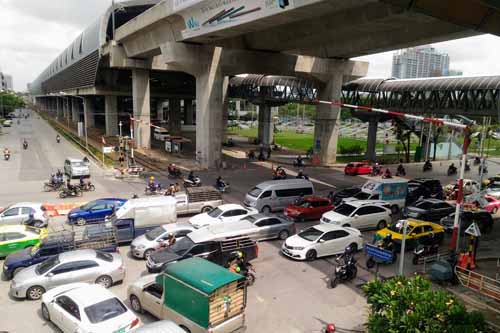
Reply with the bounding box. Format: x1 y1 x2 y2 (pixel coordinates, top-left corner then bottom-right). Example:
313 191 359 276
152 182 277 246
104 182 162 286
130 318 139 329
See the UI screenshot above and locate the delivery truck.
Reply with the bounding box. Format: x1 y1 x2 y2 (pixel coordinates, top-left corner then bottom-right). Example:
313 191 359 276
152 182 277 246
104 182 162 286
107 196 177 243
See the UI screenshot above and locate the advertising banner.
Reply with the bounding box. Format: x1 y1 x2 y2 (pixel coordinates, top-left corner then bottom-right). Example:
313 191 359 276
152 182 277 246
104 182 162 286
178 0 297 39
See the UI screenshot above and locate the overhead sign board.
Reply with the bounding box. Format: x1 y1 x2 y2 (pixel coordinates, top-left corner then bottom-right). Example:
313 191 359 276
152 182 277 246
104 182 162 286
103 146 114 154
465 222 481 237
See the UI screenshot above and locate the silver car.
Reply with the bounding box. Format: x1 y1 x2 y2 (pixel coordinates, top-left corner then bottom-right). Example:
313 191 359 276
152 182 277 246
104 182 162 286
130 223 196 259
239 214 296 240
0 202 48 227
10 249 125 300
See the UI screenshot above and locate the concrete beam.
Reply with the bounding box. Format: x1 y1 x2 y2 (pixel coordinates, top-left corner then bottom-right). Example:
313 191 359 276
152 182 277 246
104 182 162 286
132 69 151 149
105 95 119 136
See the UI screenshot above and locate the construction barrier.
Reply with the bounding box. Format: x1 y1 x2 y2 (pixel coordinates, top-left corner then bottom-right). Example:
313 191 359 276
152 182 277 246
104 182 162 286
43 202 86 217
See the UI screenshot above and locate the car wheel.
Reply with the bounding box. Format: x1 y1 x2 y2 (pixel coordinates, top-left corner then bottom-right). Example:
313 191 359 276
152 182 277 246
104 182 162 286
305 250 317 261
13 267 25 277
349 243 358 253
391 205 399 215
278 230 289 240
89 184 96 191
27 285 45 300
201 206 213 213
41 303 50 321
144 249 154 260
179 326 191 333
261 206 272 214
492 207 498 214
95 275 113 288
129 295 143 313
76 217 87 226
342 224 351 228
376 220 387 230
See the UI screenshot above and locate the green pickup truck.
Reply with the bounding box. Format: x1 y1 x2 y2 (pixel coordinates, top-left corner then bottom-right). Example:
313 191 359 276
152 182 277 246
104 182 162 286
128 257 247 333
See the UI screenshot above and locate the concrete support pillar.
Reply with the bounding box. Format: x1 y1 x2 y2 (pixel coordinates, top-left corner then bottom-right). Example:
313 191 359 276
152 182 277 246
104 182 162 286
63 99 70 120
56 98 63 120
365 117 379 162
168 99 182 134
132 69 151 149
184 100 194 125
105 95 119 136
83 96 95 129
222 77 230 143
313 75 343 165
258 105 273 148
71 98 79 122
157 100 165 121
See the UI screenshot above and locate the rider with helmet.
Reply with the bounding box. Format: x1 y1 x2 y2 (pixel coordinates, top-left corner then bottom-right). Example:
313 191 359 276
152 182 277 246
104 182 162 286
148 176 158 192
382 233 394 252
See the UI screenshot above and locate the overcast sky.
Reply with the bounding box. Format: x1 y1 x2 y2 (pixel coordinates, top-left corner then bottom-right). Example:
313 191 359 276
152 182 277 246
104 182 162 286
1 0 500 91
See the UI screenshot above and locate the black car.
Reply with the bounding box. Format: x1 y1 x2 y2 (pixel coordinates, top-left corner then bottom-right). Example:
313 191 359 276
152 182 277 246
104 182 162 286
406 178 444 204
440 210 493 234
146 237 258 273
404 199 455 222
329 186 361 206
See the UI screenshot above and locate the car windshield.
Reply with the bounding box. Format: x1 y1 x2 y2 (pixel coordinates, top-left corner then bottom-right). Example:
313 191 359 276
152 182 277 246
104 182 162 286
30 243 40 256
80 201 97 210
353 192 370 200
145 227 165 241
248 187 263 198
298 227 323 242
84 298 127 324
36 255 59 275
207 208 223 218
334 204 356 216
71 161 86 167
169 236 194 255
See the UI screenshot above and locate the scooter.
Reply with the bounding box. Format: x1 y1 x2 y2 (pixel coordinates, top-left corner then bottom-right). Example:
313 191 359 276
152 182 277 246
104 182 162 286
43 180 64 192
216 182 231 193
183 177 202 188
423 162 432 172
240 262 256 286
78 181 96 192
396 165 406 176
272 169 287 180
144 184 163 195
59 187 82 198
4 153 10 161
479 165 488 175
22 141 28 150
412 243 440 265
447 165 457 176
329 254 357 288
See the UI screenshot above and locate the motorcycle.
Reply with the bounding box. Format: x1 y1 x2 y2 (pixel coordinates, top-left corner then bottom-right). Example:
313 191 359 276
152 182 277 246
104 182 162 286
4 153 10 161
447 165 457 176
464 163 471 172
43 181 64 192
479 164 488 175
56 137 61 144
296 173 309 180
423 162 432 172
412 243 440 265
144 184 163 195
473 157 481 165
329 254 357 288
396 165 406 176
167 168 182 179
293 158 304 168
59 187 82 198
22 141 28 150
272 169 287 180
78 181 96 192
183 177 202 188
240 262 256 286
216 181 231 193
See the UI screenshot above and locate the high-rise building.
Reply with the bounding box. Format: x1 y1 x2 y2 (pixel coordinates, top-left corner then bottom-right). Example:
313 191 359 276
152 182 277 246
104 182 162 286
448 69 463 76
391 46 450 79
0 72 13 91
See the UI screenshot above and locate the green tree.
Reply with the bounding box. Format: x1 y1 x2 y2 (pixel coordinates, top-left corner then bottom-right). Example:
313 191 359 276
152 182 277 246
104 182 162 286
363 275 485 333
0 92 25 116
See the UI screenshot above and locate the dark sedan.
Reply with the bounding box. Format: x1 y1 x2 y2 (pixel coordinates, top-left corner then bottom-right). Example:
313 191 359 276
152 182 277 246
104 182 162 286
329 186 362 206
404 199 455 222
440 210 493 234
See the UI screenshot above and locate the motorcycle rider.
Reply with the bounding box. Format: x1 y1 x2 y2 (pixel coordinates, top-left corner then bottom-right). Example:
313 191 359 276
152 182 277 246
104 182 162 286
56 135 61 143
274 166 286 179
148 176 158 192
215 176 226 191
3 148 10 160
382 233 395 253
188 171 197 183
66 178 77 194
56 169 64 183
295 155 304 168
448 163 457 175
372 162 381 175
383 168 392 179
22 139 28 149
296 169 308 179
168 163 180 176
396 160 405 176
423 159 432 171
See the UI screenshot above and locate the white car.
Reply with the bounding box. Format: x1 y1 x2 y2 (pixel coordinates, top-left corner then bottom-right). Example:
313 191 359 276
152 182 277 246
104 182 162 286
282 224 363 261
320 200 392 230
0 202 48 227
188 204 258 228
64 158 90 179
41 283 140 333
130 223 196 259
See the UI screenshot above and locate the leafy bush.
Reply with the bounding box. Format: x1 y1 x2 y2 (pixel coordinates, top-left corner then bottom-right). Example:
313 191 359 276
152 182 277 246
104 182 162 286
339 144 364 155
363 275 485 333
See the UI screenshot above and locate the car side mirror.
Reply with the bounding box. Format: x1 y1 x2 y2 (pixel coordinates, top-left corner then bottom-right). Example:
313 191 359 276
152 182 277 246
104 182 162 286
46 272 54 278
354 214 359 217
319 239 325 243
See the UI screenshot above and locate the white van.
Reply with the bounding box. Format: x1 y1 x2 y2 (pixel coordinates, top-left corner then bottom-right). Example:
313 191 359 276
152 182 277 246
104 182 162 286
64 158 90 179
243 179 314 213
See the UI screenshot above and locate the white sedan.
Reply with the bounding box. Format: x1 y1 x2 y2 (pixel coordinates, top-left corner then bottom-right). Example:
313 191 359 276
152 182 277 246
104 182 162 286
41 283 140 333
188 204 258 228
281 224 364 261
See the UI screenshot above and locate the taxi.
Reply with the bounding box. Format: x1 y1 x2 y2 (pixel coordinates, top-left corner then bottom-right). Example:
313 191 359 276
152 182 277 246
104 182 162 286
0 225 47 257
375 219 444 250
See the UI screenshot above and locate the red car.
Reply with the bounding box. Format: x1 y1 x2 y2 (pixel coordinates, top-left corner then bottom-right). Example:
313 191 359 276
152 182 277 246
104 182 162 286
484 195 500 214
344 162 373 176
284 195 333 221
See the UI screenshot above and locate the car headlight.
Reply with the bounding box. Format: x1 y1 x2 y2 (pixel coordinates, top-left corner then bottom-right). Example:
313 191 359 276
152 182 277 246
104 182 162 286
294 247 305 250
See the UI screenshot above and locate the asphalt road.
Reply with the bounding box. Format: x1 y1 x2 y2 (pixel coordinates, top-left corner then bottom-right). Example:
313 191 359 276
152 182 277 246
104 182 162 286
0 112 498 333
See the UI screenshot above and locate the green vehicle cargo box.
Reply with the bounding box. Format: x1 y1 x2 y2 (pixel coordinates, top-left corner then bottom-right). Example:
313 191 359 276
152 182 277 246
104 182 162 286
156 258 246 329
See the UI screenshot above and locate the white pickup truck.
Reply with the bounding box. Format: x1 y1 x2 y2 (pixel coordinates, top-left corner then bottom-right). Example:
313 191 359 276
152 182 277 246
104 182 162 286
175 186 223 215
